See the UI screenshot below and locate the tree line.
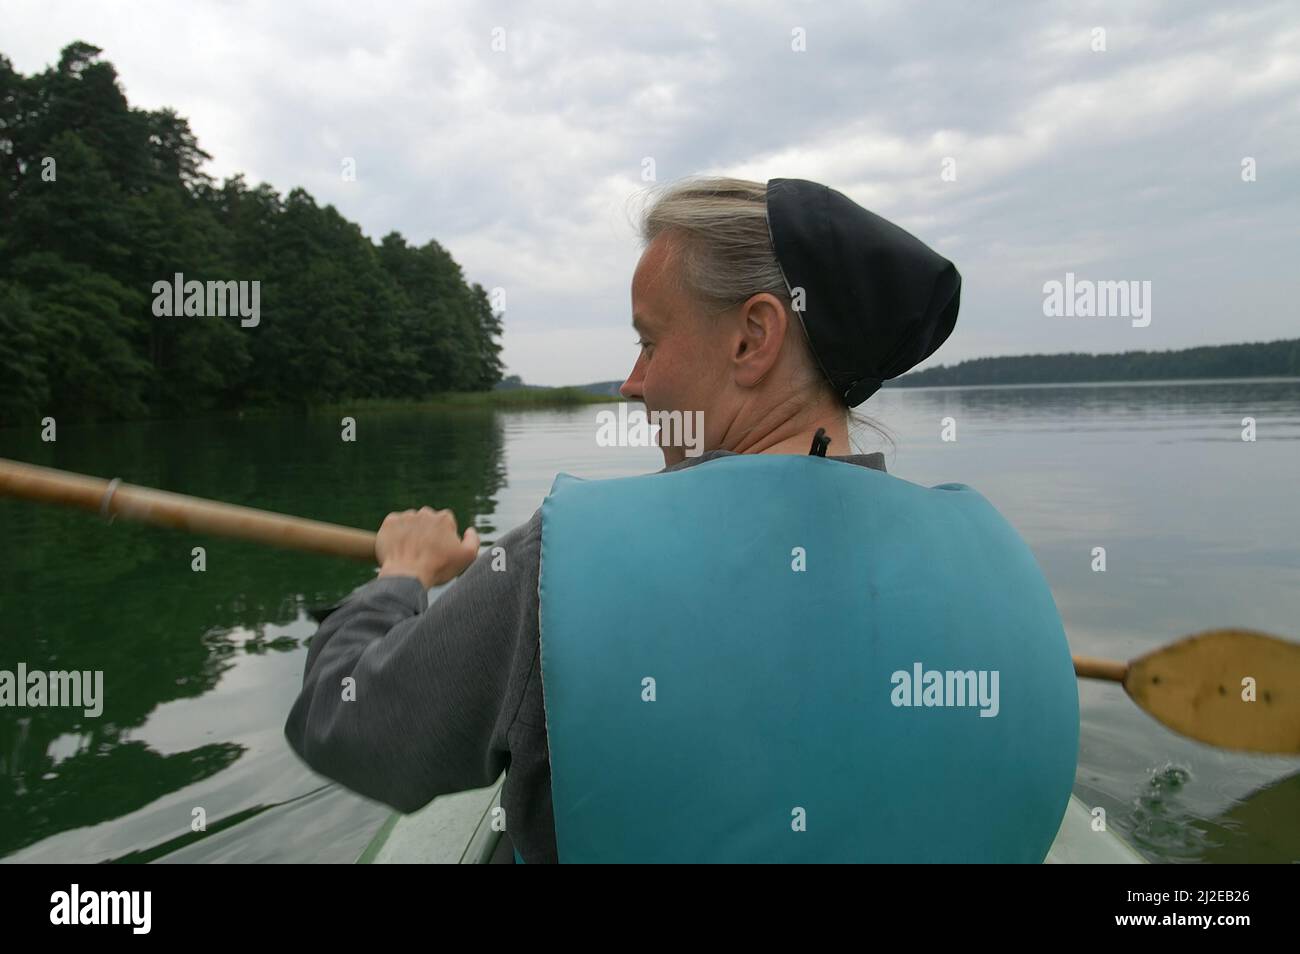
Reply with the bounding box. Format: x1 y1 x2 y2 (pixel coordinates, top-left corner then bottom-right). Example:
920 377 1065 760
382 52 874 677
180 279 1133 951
892 338 1300 388
0 42 504 425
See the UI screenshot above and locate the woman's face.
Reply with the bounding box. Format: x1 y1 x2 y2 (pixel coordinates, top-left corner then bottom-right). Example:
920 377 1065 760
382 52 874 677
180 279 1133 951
621 234 734 466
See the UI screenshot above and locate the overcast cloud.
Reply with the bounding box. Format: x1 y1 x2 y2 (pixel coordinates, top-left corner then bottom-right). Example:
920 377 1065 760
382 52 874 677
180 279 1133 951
4 0 1298 385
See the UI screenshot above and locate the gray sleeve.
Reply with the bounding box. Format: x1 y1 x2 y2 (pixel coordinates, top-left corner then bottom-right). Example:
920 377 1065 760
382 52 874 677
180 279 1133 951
283 511 542 814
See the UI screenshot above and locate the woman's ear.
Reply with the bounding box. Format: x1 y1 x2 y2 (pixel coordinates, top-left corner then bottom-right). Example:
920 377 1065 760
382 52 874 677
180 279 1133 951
732 293 789 387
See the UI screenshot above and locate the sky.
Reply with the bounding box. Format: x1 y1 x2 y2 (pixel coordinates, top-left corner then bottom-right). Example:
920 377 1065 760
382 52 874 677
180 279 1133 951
3 0 1298 386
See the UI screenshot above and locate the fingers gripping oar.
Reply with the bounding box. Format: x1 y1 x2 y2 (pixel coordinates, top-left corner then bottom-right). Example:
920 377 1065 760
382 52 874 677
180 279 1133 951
2 457 1298 754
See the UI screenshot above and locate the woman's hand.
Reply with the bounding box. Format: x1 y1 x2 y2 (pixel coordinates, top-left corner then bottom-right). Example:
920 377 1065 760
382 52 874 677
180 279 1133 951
375 506 481 588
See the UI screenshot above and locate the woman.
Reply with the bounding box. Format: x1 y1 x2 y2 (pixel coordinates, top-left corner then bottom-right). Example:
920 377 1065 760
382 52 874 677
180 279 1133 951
284 177 1079 863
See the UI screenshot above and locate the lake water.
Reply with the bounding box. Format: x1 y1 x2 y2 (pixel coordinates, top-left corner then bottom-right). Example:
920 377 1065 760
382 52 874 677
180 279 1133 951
2 378 1299 863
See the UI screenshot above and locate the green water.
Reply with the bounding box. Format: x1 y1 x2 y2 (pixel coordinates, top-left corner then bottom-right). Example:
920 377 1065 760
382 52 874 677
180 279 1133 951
2 380 1298 862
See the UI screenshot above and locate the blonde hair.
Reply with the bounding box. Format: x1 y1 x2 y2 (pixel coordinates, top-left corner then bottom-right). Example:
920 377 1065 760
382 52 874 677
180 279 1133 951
632 175 893 454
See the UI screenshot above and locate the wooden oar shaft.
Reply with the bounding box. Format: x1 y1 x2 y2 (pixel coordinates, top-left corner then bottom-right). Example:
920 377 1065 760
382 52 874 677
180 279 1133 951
1073 655 1128 682
12 457 1290 751
0 457 376 562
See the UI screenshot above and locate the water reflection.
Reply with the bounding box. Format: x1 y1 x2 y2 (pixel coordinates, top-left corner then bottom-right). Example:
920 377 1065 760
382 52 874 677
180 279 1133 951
1 380 1298 863
0 407 509 860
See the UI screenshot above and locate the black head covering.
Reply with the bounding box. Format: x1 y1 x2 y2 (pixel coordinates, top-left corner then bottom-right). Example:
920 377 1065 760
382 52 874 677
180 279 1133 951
765 177 961 407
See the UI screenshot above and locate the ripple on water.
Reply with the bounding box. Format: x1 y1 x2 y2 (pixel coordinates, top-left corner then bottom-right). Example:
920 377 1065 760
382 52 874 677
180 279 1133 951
1127 763 1215 862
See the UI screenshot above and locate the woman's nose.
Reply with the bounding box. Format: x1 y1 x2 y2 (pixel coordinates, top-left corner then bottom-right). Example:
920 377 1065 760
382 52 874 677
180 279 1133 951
620 355 645 400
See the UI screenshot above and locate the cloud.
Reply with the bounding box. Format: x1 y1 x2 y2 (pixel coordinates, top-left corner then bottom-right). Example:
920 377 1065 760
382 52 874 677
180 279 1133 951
5 0 1297 384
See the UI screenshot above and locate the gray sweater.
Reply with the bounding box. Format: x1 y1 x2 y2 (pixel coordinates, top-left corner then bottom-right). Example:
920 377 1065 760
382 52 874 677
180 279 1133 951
284 447 886 863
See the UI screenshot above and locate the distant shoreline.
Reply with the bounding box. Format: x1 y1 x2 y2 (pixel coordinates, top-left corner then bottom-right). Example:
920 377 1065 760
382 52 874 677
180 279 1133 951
336 374 1300 411
881 375 1300 392
886 337 1300 389
507 339 1300 396
486 373 1300 403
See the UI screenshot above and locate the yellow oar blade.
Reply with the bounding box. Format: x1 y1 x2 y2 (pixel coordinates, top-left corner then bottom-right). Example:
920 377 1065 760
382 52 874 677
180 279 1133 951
1124 628 1300 755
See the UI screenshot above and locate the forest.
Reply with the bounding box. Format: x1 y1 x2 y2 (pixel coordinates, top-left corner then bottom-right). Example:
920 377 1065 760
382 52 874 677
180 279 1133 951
0 42 505 426
892 338 1300 388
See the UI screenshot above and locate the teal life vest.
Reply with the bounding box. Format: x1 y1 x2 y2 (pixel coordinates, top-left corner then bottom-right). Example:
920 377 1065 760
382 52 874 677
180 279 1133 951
526 453 1078 862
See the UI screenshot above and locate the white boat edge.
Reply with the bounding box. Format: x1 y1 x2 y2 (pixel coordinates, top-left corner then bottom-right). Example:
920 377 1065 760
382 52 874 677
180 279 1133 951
357 777 1146 864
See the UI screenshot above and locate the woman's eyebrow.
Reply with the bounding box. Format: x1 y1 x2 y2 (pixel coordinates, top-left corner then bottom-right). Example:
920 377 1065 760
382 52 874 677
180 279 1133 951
632 313 650 332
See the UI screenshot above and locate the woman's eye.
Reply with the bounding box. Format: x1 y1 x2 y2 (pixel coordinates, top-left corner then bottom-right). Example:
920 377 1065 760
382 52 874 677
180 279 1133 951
635 338 652 352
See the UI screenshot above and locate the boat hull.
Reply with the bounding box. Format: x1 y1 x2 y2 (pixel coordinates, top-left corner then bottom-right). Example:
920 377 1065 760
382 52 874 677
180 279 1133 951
357 779 1145 864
